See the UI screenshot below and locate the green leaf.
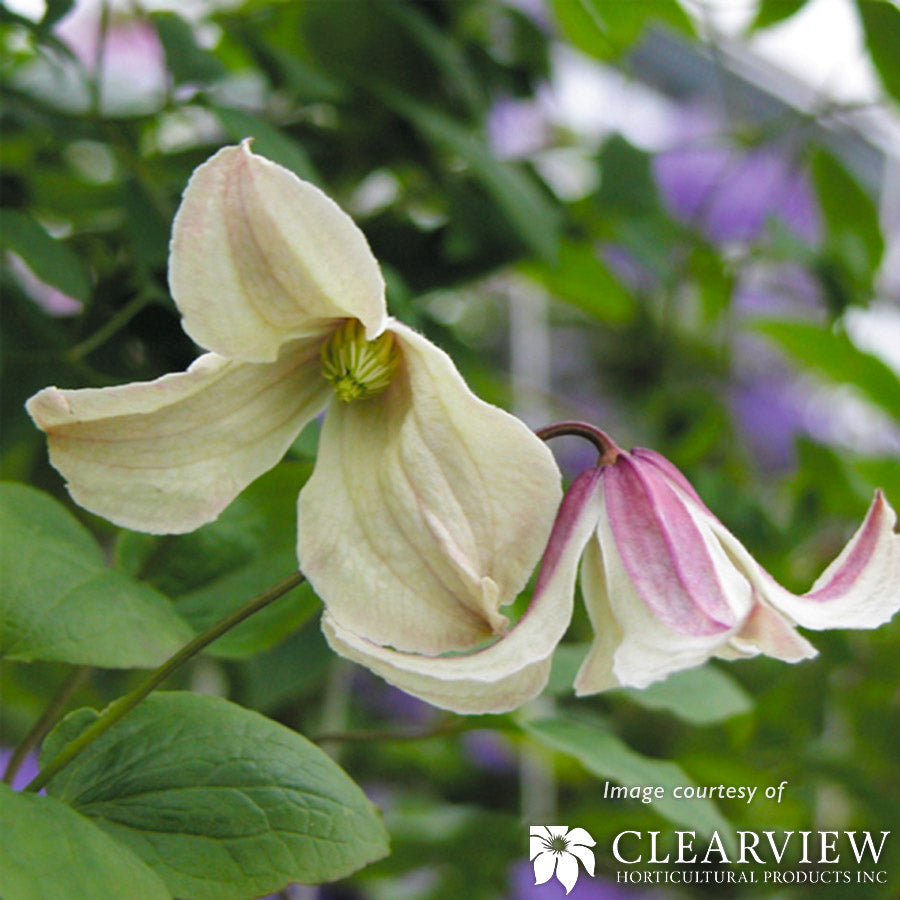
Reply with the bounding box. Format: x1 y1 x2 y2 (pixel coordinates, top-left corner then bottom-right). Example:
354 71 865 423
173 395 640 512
0 483 193 667
752 0 809 30
811 149 883 293
614 666 753 725
521 714 732 837
40 0 75 31
855 0 900 103
43 693 389 899
214 106 320 182
152 12 225 85
393 96 561 262
0 782 170 900
853 455 900 509
522 239 635 324
115 462 316 658
754 319 900 421
0 209 90 302
550 0 693 60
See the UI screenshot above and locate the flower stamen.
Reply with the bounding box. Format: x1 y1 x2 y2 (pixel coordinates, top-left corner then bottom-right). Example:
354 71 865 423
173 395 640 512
321 318 400 402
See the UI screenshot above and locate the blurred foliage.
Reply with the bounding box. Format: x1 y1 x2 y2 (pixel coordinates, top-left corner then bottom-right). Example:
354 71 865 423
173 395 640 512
1 0 899 898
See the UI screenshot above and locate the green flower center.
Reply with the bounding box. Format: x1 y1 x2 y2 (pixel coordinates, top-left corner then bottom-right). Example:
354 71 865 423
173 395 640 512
321 318 400 402
549 835 568 853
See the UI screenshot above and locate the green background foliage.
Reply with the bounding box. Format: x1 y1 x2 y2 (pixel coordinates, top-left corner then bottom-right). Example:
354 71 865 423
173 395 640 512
1 1 898 898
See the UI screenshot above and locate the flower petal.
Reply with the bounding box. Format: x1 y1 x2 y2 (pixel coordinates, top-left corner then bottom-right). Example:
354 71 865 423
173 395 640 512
576 482 754 692
26 340 330 533
532 851 557 886
555 853 579 894
723 600 817 662
169 142 386 362
529 834 549 861
709 491 900 631
603 455 739 635
319 468 604 714
299 320 562 655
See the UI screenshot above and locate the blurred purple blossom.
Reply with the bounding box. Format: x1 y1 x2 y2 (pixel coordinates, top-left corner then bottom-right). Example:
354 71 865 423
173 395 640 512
653 140 821 246
462 729 516 773
0 747 40 792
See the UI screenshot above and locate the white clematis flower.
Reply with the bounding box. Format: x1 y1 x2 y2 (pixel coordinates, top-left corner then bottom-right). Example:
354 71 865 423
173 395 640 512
26 142 567 713
565 429 900 694
529 825 596 895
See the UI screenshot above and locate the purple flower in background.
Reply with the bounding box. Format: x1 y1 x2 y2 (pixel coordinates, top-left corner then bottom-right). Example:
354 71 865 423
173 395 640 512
653 137 820 245
462 729 516 773
511 860 656 899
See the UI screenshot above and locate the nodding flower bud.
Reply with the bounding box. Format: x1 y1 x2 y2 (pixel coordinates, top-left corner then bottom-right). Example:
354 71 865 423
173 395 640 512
321 318 400 402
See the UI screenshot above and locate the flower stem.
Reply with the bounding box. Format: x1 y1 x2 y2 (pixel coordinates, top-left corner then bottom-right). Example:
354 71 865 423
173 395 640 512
24 571 306 793
535 421 623 466
3 666 91 786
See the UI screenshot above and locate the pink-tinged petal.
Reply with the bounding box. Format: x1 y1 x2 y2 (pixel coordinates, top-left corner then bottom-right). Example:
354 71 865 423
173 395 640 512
532 851 557 885
630 447 705 507
604 455 738 635
170 142 386 363
568 844 595 877
724 600 817 662
576 485 755 692
26 339 330 533
565 827 596 848
709 492 900 631
555 853 580 894
319 468 604 714
299 321 562 656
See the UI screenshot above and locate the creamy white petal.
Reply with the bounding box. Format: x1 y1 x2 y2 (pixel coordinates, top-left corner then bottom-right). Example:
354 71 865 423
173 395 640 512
565 827 596 848
708 492 900 631
320 468 604 714
169 142 386 362
299 320 562 655
26 339 330 533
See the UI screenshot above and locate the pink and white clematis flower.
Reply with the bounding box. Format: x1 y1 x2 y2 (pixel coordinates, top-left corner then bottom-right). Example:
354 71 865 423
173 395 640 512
26 142 567 713
557 426 900 694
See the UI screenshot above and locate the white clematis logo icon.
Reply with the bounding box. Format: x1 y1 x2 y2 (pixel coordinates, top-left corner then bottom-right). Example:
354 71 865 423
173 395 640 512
530 825 596 894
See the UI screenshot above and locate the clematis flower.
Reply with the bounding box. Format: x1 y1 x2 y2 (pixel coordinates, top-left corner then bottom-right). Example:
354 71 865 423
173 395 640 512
556 426 900 694
529 826 596 895
26 142 567 713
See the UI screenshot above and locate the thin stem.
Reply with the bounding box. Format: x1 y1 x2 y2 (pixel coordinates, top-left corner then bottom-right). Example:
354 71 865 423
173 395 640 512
25 571 306 793
313 716 469 745
535 421 623 466
3 666 91 785
66 291 156 362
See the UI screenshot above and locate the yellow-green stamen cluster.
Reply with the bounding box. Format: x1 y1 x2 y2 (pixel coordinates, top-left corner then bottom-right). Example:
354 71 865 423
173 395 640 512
321 318 400 402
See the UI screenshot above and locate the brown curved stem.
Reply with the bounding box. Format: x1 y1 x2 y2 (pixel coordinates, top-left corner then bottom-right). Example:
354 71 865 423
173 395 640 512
535 421 623 466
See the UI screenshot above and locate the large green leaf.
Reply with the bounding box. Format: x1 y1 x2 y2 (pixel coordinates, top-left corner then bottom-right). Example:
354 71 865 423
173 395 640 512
43 693 389 899
0 483 193 667
521 239 636 324
115 462 316 658
393 97 561 262
754 319 900 421
0 209 90 302
0 782 170 900
751 0 809 30
855 0 900 103
551 0 693 60
811 149 883 299
521 714 732 837
614 666 753 725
